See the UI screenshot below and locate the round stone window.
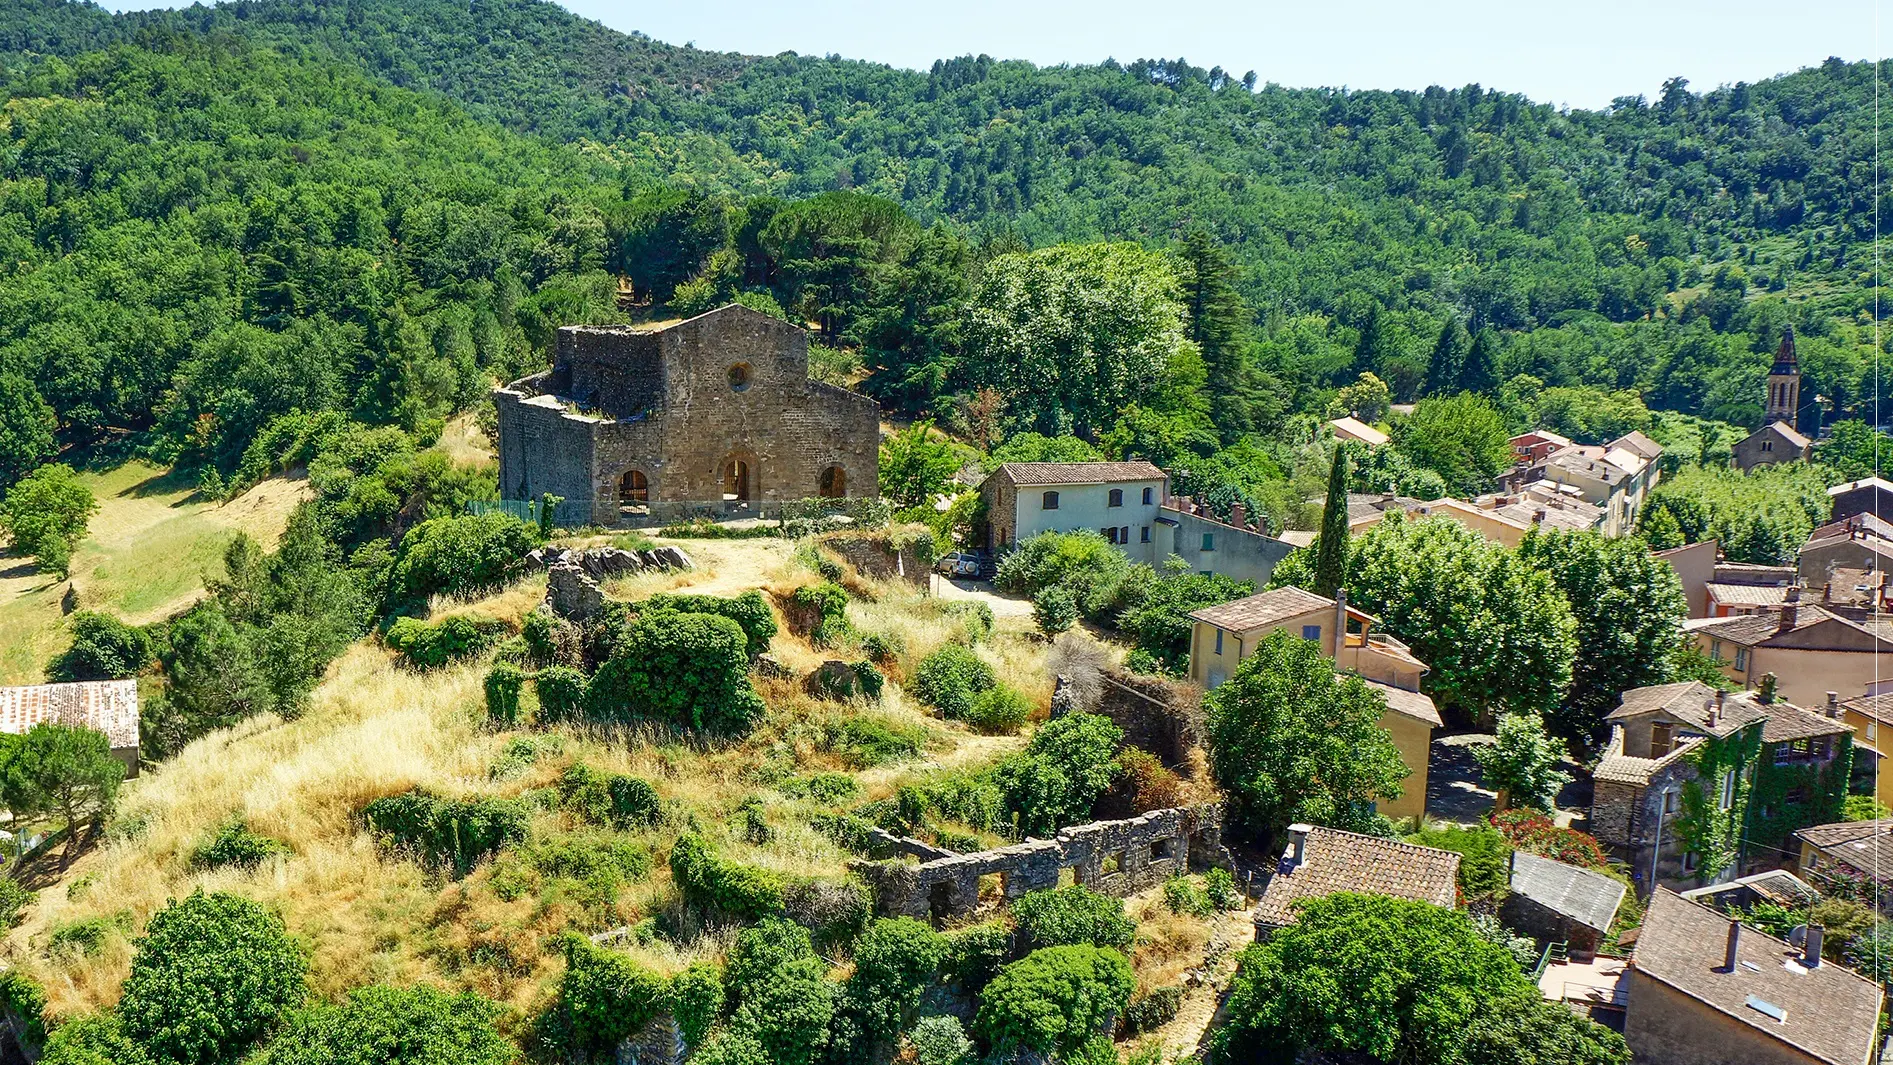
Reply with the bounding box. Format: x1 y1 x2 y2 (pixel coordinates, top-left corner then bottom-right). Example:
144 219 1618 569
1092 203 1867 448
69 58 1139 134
727 362 752 391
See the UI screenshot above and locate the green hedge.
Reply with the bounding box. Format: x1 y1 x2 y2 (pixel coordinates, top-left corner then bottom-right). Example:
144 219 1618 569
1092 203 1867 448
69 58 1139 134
669 833 783 921
643 590 778 658
362 790 529 877
384 615 505 669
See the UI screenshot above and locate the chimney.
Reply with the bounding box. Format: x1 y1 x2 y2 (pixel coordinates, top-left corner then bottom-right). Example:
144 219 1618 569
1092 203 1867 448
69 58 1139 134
1724 921 1742 971
1333 588 1348 653
1823 581 1833 602
1828 691 1841 719
1777 586 1802 632
1533 508 1548 524
1380 492 1395 505
1804 924 1824 968
1286 823 1312 868
1709 690 1723 728
1230 502 1247 530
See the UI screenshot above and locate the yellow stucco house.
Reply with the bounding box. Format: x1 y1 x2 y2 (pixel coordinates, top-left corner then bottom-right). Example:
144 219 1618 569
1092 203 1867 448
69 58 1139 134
1185 586 1440 820
1686 591 1893 709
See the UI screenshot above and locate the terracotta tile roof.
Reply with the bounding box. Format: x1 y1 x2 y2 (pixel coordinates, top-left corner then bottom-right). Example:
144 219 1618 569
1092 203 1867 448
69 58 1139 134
1508 851 1625 933
1841 692 1893 726
1809 513 1893 542
1802 533 1893 562
1361 678 1442 728
1611 430 1665 461
1829 476 1893 497
1631 889 1883 1065
1759 420 1813 449
1253 826 1459 930
1705 582 1791 607
1605 682 1767 738
991 461 1166 487
1187 586 1334 632
1511 429 1573 447
1489 498 1603 531
1713 561 1798 584
1758 701 1851 744
1687 606 1832 645
1593 726 1701 786
0 680 140 750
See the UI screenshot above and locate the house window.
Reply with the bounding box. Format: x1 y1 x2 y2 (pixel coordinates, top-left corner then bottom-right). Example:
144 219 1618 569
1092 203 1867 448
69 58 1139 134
1140 526 1150 543
1734 647 1749 671
1214 630 1223 655
1869 722 1879 743
1142 487 1154 505
1682 852 1699 875
1786 786 1809 805
1651 722 1673 757
1120 526 1129 544
1042 491 1060 510
1720 769 1735 811
1709 639 1723 662
1662 789 1679 815
1301 624 1322 643
1108 489 1124 507
1201 532 1215 551
1102 527 1118 544
1761 439 1774 453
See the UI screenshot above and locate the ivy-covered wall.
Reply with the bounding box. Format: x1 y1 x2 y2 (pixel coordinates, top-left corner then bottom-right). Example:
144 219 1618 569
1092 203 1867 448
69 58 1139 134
1748 733 1853 865
1675 725 1762 882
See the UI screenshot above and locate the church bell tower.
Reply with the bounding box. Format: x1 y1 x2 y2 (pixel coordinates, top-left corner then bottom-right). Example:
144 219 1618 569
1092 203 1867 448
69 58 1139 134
1766 326 1800 425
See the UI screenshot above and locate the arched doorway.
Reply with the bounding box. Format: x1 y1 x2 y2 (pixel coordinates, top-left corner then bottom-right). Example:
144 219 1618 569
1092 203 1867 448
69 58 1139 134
722 457 752 504
818 465 846 498
619 469 649 513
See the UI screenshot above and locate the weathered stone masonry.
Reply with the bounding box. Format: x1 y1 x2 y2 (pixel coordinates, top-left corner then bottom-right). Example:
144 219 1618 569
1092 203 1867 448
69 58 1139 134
494 305 880 526
854 804 1229 921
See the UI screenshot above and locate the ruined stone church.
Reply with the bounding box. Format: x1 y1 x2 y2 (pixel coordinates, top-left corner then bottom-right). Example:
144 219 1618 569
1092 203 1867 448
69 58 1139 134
494 305 881 525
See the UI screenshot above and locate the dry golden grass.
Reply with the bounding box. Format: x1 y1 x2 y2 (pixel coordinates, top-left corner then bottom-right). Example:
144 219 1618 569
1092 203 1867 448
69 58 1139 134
11 535 1067 1022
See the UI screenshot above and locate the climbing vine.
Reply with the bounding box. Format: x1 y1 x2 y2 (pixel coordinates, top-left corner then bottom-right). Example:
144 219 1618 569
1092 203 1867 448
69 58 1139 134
1747 734 1853 862
1675 726 1761 883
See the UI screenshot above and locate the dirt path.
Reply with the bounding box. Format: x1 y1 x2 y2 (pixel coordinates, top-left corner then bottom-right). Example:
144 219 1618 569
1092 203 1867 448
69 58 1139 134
1148 904 1256 1060
930 574 1034 617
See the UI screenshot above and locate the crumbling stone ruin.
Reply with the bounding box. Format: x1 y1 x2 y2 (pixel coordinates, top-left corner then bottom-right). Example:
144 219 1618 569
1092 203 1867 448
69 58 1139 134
533 546 693 623
1094 670 1202 768
493 305 880 526
853 804 1230 922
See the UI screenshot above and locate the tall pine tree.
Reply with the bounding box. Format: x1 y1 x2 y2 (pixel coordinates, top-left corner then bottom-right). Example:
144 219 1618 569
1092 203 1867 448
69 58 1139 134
1312 444 1351 599
1422 317 1470 397
1176 229 1263 441
1459 328 1502 395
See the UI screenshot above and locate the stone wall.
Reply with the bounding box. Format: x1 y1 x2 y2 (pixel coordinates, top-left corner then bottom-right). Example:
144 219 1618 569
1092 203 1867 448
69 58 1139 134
1500 892 1605 960
495 305 881 526
820 529 930 586
1096 671 1201 768
854 804 1228 921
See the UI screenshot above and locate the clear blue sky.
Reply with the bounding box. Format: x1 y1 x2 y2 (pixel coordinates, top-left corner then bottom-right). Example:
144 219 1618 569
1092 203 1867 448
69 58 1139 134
105 0 1883 110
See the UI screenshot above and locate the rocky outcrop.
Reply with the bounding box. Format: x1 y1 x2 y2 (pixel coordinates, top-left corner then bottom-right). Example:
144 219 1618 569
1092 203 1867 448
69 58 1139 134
526 545 693 577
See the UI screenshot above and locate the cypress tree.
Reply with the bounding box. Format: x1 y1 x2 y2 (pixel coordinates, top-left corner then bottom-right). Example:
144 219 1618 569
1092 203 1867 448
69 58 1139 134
1422 317 1469 397
1312 445 1351 599
1176 229 1260 440
1459 328 1502 395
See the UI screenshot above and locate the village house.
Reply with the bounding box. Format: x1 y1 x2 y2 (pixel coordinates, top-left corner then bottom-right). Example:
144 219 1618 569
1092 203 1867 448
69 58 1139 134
1656 540 1720 618
1793 820 1893 911
1836 692 1893 799
492 305 880 525
1622 888 1883 1065
1589 682 1850 891
1185 586 1437 820
978 461 1168 562
1364 493 1604 547
1510 428 1574 464
1501 849 1625 962
1497 429 1662 537
1828 476 1893 525
0 679 141 778
1153 495 1295 587
1687 591 1893 708
1252 824 1459 940
1325 416 1388 448
1799 513 1893 587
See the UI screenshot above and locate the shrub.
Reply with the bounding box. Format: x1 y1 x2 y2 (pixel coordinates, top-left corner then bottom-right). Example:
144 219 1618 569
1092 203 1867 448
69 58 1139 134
255 984 515 1065
995 532 1134 620
1408 824 1512 902
191 819 290 871
1032 585 1080 636
666 962 724 1047
483 662 525 726
46 612 151 682
555 935 669 1059
783 877 872 950
48 913 127 958
976 945 1135 1058
1117 985 1183 1036
810 811 875 852
845 917 950 1034
783 772 859 805
941 601 994 644
966 686 1032 734
829 716 927 768
1112 747 1184 813
908 1015 974 1065
387 513 538 603
995 712 1125 836
911 645 995 720
792 582 852 647
0 971 45 1059
1163 876 1213 917
383 614 503 669
1487 809 1609 869
39 1012 143 1065
534 666 590 724
1205 867 1240 911
587 610 766 733
0 877 34 930
945 921 1012 992
644 591 778 658
488 734 560 780
669 834 783 920
1014 885 1136 951
851 660 885 699
1 463 96 578
860 631 904 663
724 917 836 1065
362 790 529 876
118 890 308 1065
497 832 651 913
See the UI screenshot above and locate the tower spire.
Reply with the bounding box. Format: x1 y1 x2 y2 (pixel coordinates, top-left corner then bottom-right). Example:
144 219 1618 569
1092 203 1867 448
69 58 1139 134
1766 326 1800 424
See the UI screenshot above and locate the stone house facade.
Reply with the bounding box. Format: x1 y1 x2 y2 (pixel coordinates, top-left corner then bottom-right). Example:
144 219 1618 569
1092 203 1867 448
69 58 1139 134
1733 421 1813 472
493 305 880 526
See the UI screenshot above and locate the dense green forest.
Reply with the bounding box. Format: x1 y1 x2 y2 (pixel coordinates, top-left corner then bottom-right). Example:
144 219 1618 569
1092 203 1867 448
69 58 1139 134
0 0 1888 495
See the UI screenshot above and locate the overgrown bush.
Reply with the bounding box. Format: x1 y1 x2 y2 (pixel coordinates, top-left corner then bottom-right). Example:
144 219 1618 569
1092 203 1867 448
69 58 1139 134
911 644 995 720
1487 809 1609 869
252 984 515 1065
941 601 994 644
118 890 309 1065
666 962 724 1048
1408 824 1512 902
1117 985 1183 1037
384 614 504 669
191 819 291 871
587 610 766 733
1014 885 1136 952
644 590 778 657
1032 585 1080 636
781 772 859 805
791 582 852 647
860 631 904 663
361 790 529 876
976 945 1135 1059
488 735 560 780
966 686 1032 734
945 921 1012 992
783 877 873 951
827 716 928 767
534 666 590 724
483 662 525 726
1204 867 1240 911
557 764 662 829
669 833 783 921
0 877 34 930
48 912 128 958
994 712 1125 836
388 513 538 603
724 917 835 1065
1111 747 1184 814
550 934 669 1060
46 611 152 682
908 1015 975 1065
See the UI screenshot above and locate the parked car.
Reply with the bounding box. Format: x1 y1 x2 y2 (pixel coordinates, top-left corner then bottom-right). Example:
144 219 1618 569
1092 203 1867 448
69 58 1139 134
934 551 990 579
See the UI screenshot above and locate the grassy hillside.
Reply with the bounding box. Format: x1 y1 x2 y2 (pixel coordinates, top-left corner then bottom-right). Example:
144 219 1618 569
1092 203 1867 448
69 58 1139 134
0 464 307 683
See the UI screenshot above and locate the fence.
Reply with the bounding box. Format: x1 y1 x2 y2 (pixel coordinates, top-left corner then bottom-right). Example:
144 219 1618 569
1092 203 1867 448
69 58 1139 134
468 495 896 532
